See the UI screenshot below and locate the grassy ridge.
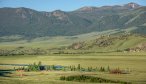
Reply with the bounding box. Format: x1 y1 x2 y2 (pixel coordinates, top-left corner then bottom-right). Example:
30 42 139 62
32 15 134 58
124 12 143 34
0 31 146 51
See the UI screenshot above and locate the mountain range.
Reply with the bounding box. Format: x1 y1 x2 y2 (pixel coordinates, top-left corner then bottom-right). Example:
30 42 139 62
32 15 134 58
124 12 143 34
0 2 146 38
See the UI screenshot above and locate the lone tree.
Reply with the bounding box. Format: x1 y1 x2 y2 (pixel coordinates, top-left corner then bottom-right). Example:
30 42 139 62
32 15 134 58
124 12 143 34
77 64 81 70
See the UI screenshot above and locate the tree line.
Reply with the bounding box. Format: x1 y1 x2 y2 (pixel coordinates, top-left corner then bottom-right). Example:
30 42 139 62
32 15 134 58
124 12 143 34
14 62 130 74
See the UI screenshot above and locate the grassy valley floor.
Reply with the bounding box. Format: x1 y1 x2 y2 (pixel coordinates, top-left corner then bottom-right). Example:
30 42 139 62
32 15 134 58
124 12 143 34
0 52 146 84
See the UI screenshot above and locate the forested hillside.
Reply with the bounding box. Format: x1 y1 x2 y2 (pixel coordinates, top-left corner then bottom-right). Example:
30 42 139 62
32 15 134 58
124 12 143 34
0 3 146 38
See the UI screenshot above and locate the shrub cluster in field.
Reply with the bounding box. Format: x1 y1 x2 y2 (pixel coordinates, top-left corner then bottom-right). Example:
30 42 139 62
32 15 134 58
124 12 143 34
15 61 43 71
15 62 63 71
60 75 131 84
67 64 109 72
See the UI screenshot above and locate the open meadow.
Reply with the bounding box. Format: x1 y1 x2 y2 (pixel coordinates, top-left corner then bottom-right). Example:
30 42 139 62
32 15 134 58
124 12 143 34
0 52 146 84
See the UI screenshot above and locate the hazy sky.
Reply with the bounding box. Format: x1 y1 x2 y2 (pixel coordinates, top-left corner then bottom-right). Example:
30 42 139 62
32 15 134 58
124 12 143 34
0 0 146 11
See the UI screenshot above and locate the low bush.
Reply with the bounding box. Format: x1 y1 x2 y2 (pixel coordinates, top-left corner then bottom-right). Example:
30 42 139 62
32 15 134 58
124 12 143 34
60 75 131 84
110 68 128 74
